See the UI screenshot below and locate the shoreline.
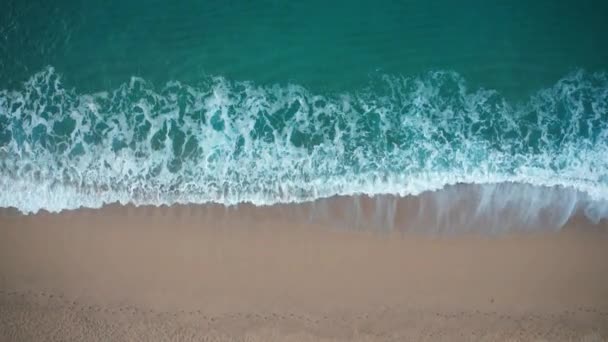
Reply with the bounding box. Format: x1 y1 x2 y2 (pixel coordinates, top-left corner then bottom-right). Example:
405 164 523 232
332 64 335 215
3 182 607 234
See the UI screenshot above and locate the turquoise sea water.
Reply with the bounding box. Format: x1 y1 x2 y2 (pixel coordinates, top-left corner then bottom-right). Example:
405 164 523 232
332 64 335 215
1 0 608 225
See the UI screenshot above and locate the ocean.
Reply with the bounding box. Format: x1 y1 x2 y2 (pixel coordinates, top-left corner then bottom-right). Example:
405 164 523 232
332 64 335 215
1 0 607 232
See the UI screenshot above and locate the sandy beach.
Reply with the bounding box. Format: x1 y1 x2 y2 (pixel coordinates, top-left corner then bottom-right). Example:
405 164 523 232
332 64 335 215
1 197 608 341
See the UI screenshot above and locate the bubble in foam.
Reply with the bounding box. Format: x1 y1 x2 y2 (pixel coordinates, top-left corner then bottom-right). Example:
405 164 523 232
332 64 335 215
0 67 607 230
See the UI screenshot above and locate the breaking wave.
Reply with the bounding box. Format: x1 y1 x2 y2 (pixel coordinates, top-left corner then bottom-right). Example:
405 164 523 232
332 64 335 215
0 67 607 228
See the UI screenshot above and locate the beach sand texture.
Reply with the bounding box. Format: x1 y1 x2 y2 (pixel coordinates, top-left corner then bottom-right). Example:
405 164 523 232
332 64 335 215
1 197 608 341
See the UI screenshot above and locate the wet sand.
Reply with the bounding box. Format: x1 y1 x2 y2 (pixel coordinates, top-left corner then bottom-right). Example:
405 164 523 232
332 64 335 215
1 199 608 341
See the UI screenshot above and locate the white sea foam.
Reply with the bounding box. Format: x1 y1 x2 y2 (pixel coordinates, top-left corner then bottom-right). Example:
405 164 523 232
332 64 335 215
0 67 607 230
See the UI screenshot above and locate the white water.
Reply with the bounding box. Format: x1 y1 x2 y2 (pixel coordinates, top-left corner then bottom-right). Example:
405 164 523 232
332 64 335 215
0 67 607 231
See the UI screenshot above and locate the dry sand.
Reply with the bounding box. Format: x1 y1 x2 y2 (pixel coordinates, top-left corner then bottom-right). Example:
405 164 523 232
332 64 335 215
1 201 607 341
